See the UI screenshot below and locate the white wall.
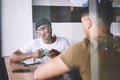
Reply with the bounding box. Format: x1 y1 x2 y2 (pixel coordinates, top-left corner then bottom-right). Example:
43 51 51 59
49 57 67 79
52 23 85 45
1 0 33 56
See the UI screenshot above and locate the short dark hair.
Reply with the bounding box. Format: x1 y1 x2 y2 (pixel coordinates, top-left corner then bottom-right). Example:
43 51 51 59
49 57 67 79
80 0 114 27
81 7 89 17
35 18 51 30
97 0 114 27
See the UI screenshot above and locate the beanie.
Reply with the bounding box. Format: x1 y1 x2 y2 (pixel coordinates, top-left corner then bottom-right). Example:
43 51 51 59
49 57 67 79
35 18 51 30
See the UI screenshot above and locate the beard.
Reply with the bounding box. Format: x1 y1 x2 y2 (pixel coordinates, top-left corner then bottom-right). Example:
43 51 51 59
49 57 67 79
45 33 52 40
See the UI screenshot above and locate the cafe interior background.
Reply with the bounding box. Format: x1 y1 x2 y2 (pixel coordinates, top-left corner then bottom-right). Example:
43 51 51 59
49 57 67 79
0 0 120 57
0 0 120 80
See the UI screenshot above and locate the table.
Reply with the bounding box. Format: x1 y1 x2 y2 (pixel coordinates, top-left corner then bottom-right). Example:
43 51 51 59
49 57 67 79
4 56 38 80
4 56 67 80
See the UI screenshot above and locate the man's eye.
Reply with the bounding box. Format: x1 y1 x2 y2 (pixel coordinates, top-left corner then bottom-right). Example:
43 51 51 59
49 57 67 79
38 28 45 31
40 28 44 30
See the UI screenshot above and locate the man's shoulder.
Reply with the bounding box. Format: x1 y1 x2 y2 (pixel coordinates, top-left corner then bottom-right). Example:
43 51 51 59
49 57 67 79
33 38 42 41
29 38 42 44
70 38 89 49
57 36 68 41
57 36 65 39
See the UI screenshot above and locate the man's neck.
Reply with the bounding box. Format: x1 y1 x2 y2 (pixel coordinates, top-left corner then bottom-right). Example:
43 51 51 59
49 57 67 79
89 26 110 39
43 36 56 44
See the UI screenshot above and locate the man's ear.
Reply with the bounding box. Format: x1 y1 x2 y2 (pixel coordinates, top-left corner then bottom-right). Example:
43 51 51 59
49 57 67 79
86 17 92 29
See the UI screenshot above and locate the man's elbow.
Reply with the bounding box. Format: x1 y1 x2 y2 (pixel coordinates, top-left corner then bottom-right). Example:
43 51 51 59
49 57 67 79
34 70 39 80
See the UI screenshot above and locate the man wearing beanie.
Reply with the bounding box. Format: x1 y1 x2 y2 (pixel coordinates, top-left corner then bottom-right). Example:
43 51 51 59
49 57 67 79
10 18 70 64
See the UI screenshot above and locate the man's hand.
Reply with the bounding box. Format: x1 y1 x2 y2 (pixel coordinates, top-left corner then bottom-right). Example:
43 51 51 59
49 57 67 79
48 49 60 58
32 49 45 59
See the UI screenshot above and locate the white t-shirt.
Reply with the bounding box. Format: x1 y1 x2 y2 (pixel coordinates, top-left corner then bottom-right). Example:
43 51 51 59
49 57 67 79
19 37 70 62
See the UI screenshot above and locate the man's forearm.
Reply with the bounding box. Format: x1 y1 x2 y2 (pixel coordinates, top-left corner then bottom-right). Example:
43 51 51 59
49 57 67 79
34 56 69 80
10 50 33 63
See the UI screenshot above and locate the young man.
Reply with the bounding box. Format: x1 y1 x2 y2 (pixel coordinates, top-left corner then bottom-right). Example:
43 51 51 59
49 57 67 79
10 18 70 63
34 0 120 80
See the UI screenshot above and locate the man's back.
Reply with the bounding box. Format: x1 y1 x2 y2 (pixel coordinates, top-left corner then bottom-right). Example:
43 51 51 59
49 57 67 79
91 34 120 80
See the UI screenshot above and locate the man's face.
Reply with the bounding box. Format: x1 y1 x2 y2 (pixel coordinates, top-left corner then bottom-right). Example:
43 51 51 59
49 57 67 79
36 24 52 40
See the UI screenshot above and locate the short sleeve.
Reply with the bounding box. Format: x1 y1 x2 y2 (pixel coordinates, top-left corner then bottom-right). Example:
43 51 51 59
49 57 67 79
19 40 38 53
62 38 70 50
59 38 90 70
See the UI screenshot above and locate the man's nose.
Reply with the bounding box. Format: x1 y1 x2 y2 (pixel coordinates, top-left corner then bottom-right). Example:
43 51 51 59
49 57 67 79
45 28 50 32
